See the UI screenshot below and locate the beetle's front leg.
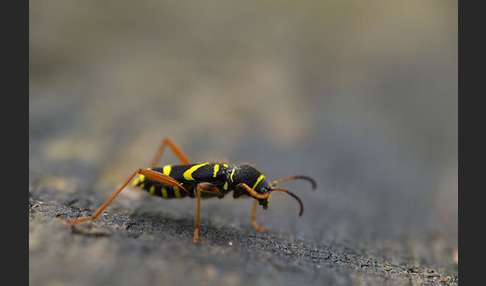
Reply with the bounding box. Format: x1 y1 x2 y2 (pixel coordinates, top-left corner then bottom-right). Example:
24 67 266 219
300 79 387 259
251 200 267 232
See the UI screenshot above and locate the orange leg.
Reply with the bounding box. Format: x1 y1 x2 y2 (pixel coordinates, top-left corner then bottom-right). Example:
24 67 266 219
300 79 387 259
237 183 270 199
193 182 224 243
150 137 191 168
238 183 304 216
251 200 266 232
61 168 190 224
194 184 202 243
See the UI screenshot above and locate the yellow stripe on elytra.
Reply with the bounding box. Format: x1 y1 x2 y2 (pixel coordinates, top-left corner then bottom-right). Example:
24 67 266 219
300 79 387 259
230 168 236 182
223 181 228 190
252 175 265 190
173 186 181 198
161 187 168 199
149 186 155 195
183 163 209 181
213 164 220 178
163 165 172 175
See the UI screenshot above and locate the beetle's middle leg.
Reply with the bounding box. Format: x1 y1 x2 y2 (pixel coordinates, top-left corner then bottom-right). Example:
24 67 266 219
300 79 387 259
193 182 224 244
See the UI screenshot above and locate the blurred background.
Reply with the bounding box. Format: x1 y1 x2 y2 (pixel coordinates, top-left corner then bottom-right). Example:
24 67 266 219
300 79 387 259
29 0 457 282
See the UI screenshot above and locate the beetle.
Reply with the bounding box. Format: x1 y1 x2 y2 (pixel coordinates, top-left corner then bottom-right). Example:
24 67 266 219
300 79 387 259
62 137 316 243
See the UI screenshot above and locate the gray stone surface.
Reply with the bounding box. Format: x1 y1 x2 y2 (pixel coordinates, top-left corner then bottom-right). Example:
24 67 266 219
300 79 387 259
30 1 457 285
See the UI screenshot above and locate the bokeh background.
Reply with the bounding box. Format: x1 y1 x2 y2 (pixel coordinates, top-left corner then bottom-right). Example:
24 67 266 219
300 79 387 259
30 1 457 285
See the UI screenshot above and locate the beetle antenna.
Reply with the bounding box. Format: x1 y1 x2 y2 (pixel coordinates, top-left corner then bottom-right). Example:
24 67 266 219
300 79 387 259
270 188 304 216
271 175 317 190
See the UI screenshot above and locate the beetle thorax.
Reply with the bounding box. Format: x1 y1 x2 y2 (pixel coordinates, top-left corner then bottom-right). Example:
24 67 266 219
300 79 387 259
230 164 271 209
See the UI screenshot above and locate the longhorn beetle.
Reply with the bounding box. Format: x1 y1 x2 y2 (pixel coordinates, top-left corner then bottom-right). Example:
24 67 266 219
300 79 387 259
62 137 316 243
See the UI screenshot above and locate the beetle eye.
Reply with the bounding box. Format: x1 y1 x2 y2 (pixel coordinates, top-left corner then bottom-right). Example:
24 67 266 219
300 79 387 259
259 186 270 194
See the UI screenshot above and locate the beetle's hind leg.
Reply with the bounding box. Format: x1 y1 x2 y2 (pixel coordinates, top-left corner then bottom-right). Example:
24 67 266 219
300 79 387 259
150 137 191 168
61 169 190 224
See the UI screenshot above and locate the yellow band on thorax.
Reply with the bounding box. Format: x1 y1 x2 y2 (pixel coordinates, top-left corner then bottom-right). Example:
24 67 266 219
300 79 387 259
252 174 265 190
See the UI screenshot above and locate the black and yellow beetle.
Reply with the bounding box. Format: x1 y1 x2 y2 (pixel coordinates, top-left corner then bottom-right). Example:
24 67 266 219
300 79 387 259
62 137 316 243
